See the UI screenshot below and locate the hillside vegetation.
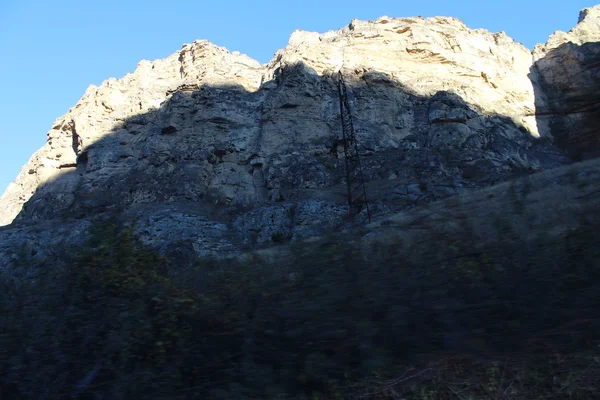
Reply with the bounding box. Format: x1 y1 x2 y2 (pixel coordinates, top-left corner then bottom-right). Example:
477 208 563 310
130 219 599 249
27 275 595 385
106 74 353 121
1 159 599 399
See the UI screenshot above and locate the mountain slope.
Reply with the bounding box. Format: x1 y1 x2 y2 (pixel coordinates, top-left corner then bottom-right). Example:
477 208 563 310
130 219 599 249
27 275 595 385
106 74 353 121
1 6 599 261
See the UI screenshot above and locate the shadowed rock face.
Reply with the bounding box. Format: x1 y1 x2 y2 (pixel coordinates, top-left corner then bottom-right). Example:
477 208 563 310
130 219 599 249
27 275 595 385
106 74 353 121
0 14 545 228
3 7 599 264
0 65 570 263
532 5 600 160
15 67 567 222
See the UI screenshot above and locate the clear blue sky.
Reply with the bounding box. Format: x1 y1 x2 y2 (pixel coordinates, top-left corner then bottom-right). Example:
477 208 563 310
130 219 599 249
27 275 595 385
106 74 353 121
0 0 595 193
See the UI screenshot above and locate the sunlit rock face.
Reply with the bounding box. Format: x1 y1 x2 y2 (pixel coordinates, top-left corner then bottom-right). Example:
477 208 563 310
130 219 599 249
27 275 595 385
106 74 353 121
3 7 596 261
268 15 538 133
532 5 600 160
0 41 263 227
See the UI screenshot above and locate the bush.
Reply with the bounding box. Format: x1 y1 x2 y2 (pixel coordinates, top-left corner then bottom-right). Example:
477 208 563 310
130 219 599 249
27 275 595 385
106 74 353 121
1 216 599 399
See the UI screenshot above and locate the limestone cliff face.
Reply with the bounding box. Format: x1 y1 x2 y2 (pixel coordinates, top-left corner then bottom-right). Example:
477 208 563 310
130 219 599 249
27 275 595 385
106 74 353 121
1 8 596 262
0 41 263 227
532 5 600 160
268 16 538 132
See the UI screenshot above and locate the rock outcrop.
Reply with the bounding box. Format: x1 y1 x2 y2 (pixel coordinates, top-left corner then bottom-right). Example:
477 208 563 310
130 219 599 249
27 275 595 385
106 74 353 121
532 5 600 160
3 6 599 264
0 41 263 227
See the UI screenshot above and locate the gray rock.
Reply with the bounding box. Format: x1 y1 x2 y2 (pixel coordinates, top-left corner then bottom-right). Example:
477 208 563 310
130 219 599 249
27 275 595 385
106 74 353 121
3 7 598 263
532 5 600 160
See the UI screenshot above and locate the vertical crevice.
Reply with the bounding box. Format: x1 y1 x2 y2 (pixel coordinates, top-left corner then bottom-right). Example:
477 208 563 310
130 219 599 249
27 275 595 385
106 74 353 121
338 71 371 222
70 121 82 157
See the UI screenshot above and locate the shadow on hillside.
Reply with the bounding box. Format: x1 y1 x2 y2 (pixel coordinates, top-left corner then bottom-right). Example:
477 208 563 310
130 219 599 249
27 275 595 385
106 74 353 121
3 61 600 399
12 61 570 238
531 40 600 160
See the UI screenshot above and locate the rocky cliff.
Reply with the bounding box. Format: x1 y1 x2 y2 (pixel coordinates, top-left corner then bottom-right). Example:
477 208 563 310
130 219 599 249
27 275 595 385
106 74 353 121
1 6 599 263
532 6 600 160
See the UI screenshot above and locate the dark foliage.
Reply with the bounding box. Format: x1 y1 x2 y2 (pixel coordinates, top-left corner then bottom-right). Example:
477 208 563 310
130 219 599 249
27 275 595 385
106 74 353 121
1 216 599 399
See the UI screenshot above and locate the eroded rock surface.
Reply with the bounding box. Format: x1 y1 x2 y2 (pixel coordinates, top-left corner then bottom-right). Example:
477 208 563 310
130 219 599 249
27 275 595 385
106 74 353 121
532 5 600 159
3 7 598 264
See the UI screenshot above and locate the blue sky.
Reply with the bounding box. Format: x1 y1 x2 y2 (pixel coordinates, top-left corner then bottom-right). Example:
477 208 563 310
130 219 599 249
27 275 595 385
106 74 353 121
0 0 595 193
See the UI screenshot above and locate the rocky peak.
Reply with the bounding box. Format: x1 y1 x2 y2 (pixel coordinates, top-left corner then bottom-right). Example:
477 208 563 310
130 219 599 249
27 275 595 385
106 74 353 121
269 15 536 134
579 4 600 24
532 4 600 160
0 40 263 226
534 4 600 57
